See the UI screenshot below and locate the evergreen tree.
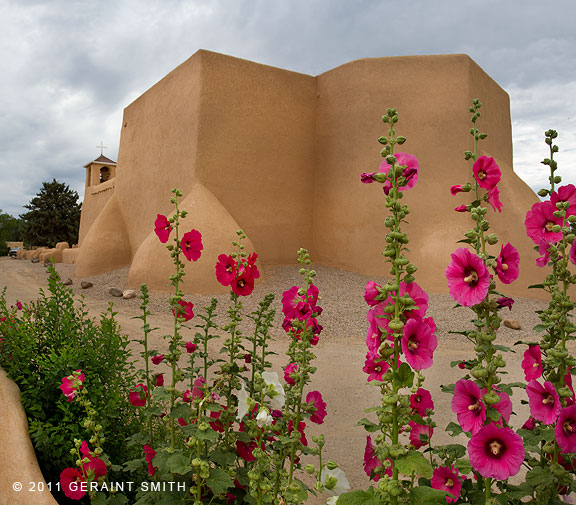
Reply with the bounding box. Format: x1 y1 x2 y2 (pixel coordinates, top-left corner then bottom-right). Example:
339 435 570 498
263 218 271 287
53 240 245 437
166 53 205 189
0 211 23 255
20 179 82 247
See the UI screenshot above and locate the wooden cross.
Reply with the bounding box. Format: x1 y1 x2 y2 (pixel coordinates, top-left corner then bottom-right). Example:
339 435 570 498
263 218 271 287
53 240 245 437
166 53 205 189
96 141 108 155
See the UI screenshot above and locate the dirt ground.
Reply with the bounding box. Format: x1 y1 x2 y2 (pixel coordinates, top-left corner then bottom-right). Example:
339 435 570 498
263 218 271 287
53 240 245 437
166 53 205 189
0 256 563 501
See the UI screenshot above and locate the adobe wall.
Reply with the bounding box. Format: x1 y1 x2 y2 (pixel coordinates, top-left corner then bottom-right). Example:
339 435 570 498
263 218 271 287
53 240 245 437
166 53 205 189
75 50 545 298
78 175 115 246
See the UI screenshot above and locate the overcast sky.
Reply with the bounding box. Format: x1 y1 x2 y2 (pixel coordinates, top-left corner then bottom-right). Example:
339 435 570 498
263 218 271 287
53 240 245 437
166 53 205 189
1 0 575 217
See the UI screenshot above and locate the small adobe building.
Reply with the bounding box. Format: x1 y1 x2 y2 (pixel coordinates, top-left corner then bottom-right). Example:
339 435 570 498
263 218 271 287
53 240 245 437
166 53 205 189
74 50 544 297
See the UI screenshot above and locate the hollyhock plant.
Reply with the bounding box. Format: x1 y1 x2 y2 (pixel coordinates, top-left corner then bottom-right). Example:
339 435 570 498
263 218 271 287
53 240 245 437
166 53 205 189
525 201 563 245
362 350 388 382
473 155 501 190
180 229 203 261
60 468 86 500
154 214 171 243
80 441 107 479
430 466 462 504
174 299 194 321
143 444 157 476
408 420 432 448
551 184 576 217
60 370 85 402
377 152 420 194
306 390 327 424
570 238 576 266
400 316 437 370
521 345 542 381
284 362 298 386
364 281 383 306
215 254 236 286
129 383 148 407
410 388 434 416
452 380 486 434
363 435 383 481
185 341 197 353
496 296 514 310
526 380 561 425
468 423 524 480
445 248 490 306
487 185 503 213
366 310 383 351
151 354 164 365
454 205 468 212
556 405 576 453
495 242 520 284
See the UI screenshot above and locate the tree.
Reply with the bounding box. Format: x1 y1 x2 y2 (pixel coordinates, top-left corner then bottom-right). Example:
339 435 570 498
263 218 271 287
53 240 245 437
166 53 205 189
0 211 23 255
20 179 82 248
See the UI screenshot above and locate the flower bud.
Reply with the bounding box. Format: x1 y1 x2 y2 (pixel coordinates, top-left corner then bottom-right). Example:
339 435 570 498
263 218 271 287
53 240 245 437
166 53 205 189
378 136 388 145
471 367 488 378
385 155 397 165
388 319 404 331
483 392 500 405
305 464 316 474
406 264 417 274
486 234 498 245
326 460 338 470
396 136 406 145
373 172 387 183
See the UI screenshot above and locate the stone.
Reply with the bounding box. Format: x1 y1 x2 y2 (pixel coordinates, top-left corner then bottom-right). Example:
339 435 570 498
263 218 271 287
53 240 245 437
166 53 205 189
80 281 93 289
503 319 521 330
31 258 39 263
62 278 73 286
122 289 137 299
107 287 123 297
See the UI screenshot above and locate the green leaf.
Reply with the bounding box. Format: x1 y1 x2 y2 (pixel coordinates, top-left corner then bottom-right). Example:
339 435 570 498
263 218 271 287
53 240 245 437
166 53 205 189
123 458 145 472
454 458 472 475
166 453 192 475
395 450 433 478
410 486 453 505
441 383 455 394
210 448 236 467
152 387 171 402
170 404 192 420
358 418 380 433
528 284 545 289
92 492 108 505
493 344 513 352
337 489 380 505
206 468 234 496
486 407 500 422
445 422 463 436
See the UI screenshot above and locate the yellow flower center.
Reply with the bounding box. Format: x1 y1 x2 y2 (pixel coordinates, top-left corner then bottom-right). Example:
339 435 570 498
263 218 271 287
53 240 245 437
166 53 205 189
542 393 554 405
501 263 508 271
545 221 554 232
464 271 478 284
489 440 502 456
478 171 487 180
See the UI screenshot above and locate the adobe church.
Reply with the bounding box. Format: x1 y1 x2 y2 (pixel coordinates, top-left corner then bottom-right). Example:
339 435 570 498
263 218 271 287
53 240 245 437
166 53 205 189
71 50 543 297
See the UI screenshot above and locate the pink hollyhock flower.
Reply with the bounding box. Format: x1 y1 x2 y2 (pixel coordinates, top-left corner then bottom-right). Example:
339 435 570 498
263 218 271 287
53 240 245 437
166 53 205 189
401 317 437 370
231 268 255 296
60 370 85 402
366 310 383 351
497 297 514 310
521 345 542 381
495 243 520 284
454 205 468 212
364 281 383 306
16 301 22 310
525 201 563 245
431 466 462 504
154 214 171 243
373 282 429 334
378 152 419 193
80 441 107 478
522 417 536 430
154 373 164 386
492 389 513 424
60 468 86 500
288 420 308 446
306 391 327 424
185 342 197 353
209 405 227 432
143 444 157 476
551 184 576 217
180 229 203 261
565 371 576 406
473 156 501 190
452 380 486 434
487 185 503 213
409 421 432 448
445 248 490 307
450 185 464 195
410 388 434 416
468 423 524 479
360 172 376 183
556 405 576 453
244 353 252 364
192 376 206 399
129 384 148 407
536 240 552 267
363 351 389 382
173 300 194 321
527 380 561 425
151 354 164 365
363 436 392 481
570 239 576 266
284 363 298 385
215 254 236 286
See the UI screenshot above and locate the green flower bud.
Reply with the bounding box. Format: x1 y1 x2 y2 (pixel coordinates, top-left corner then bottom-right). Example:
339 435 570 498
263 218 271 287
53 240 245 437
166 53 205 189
552 225 562 233
471 367 488 379
543 442 555 455
406 264 418 274
378 136 388 145
326 460 338 470
324 476 337 491
373 172 388 183
538 189 549 197
483 392 500 405
305 464 316 474
486 234 498 245
385 155 397 165
388 319 404 331
567 215 576 223
553 210 565 218
396 136 407 145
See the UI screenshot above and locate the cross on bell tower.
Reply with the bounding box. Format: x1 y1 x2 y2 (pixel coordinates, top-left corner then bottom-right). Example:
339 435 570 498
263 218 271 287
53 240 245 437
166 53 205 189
96 141 108 156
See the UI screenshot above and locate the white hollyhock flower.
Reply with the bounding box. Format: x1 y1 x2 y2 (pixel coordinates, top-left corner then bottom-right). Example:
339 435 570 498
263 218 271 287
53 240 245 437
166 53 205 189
236 383 250 421
255 408 273 428
261 371 286 410
326 497 339 505
321 467 350 496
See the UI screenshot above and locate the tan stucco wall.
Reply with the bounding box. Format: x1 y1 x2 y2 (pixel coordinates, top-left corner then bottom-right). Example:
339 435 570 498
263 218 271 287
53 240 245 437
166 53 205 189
75 50 546 298
78 168 115 246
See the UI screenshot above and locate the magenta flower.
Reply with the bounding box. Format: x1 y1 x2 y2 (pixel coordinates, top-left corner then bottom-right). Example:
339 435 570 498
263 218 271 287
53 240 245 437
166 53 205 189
495 243 519 284
16 301 22 310
364 435 384 481
522 417 536 430
364 281 383 306
129 384 148 407
431 466 462 504
401 317 437 370
154 373 164 386
306 391 327 424
526 380 561 425
454 205 468 212
215 254 236 286
185 342 197 353
363 350 389 382
536 240 552 267
378 152 419 193
192 376 206 399
468 423 524 480
410 388 434 416
60 468 86 500
173 300 194 321
445 248 490 307
231 268 256 296
408 421 432 448
521 345 542 381
284 363 298 386
80 441 107 478
493 389 513 425
525 201 563 245
487 185 503 213
60 370 85 402
570 239 576 266
143 444 157 476
497 297 514 310
452 380 486 434
154 214 171 243
360 172 376 183
366 310 383 351
180 229 203 261
151 354 164 365
450 185 464 195
551 184 576 217
473 156 501 190
556 405 576 453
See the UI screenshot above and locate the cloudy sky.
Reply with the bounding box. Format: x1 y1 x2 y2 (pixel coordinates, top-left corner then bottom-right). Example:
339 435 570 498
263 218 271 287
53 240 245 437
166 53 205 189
1 0 575 217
